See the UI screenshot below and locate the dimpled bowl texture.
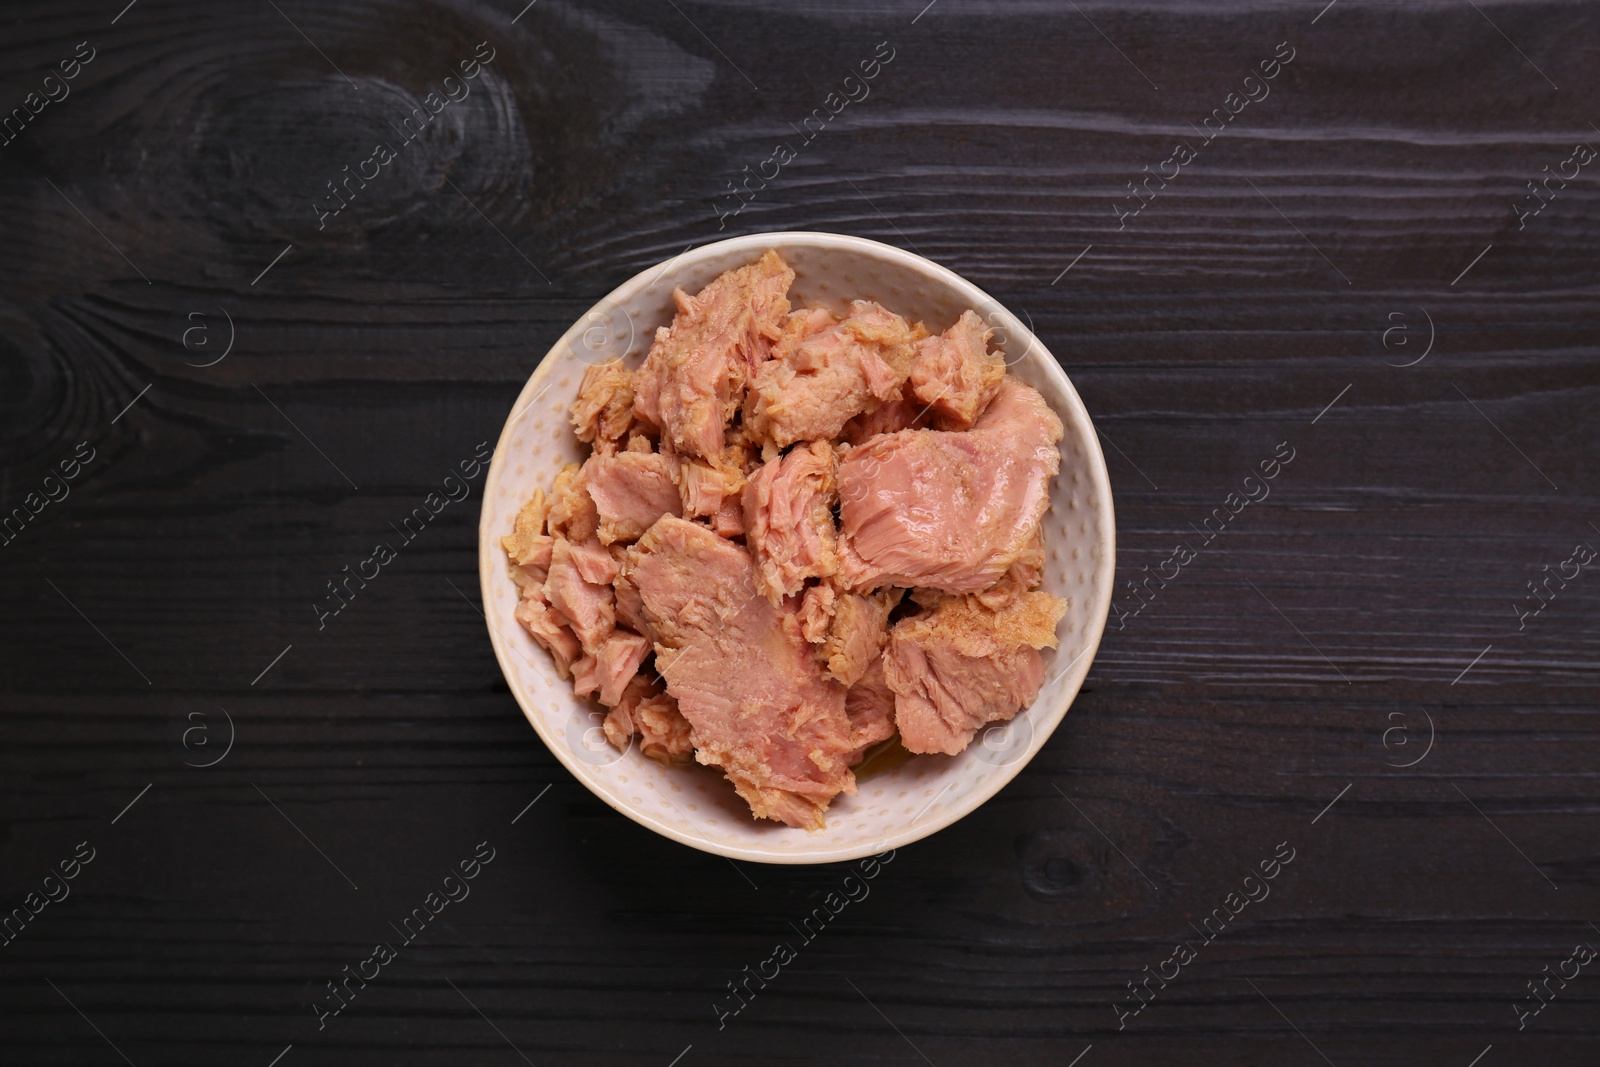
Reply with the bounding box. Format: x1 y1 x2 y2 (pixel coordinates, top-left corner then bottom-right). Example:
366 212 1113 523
478 231 1115 865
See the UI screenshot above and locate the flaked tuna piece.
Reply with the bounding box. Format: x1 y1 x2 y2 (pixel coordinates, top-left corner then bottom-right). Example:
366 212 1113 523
797 581 898 686
584 451 681 545
743 304 839 459
843 654 899 764
566 538 621 585
602 674 652 749
513 586 583 678
973 526 1046 611
710 494 744 538
908 310 1006 430
544 537 615 652
502 487 555 579
571 654 600 699
841 393 931 445
546 536 639 700
798 583 837 644
547 462 599 544
772 306 840 358
678 458 725 517
746 305 838 455
632 250 794 460
725 422 761 473
509 562 549 595
601 676 695 765
618 516 855 829
836 378 1063 594
743 440 838 603
883 591 1067 755
595 629 651 706
744 300 921 449
571 359 636 447
821 587 902 686
634 690 694 764
613 569 647 633
670 446 748 520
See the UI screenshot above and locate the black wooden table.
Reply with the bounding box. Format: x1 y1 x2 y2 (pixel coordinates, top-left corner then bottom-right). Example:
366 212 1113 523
3 1 1597 1064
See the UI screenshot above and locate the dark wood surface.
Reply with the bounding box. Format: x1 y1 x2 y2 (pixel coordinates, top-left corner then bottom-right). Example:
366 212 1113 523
2 0 1597 1063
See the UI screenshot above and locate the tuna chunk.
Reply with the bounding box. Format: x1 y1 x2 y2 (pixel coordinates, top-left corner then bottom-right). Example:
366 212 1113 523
743 440 839 603
744 300 920 449
583 451 682 545
513 586 584 678
836 377 1063 594
502 487 555 579
570 359 636 447
613 575 647 635
671 448 749 521
632 250 794 460
820 587 901 686
633 697 691 764
544 537 616 652
883 591 1067 755
546 462 599 544
843 655 898 764
508 560 550 596
618 516 855 829
908 310 1006 430
602 676 695 765
570 654 601 699
595 629 652 706
635 691 694 764
797 582 837 644
550 538 632 697
841 393 931 445
710 494 745 538
566 538 620 585
772 306 840 357
602 674 652 750
973 526 1046 610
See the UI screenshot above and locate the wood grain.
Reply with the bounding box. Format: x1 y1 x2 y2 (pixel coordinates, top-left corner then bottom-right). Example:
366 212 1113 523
1 0 1597 1064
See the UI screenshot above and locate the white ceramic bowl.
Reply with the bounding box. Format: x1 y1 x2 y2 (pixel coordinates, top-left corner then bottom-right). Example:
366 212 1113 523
478 231 1115 864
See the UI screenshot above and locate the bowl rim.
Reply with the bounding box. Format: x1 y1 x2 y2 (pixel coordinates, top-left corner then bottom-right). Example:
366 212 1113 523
478 229 1116 864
